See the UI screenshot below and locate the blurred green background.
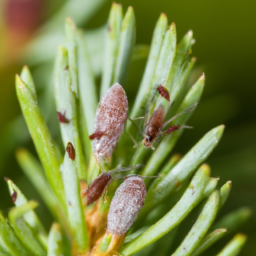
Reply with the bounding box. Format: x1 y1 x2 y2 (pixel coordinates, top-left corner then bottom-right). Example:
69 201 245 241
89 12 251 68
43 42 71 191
0 0 255 255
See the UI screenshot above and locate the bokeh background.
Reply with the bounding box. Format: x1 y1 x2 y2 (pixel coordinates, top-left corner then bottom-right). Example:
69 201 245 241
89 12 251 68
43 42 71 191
0 0 255 255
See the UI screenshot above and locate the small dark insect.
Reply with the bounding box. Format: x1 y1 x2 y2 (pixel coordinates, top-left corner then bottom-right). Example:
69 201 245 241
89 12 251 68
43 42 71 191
143 103 197 149
143 105 165 148
82 165 143 206
107 176 147 237
83 172 111 206
129 86 197 150
88 131 105 140
57 111 70 123
157 85 170 101
89 83 128 166
12 190 17 203
66 142 75 160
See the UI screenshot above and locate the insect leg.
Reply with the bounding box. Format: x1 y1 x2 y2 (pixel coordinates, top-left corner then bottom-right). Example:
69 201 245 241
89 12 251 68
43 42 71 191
89 131 106 140
125 174 159 179
127 117 146 137
109 164 144 174
160 125 181 135
181 125 193 129
160 124 193 136
161 102 198 129
131 116 145 120
127 131 140 148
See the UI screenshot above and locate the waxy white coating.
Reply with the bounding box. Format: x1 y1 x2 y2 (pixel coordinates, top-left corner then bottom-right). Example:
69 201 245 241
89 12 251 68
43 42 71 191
92 83 128 164
107 176 147 236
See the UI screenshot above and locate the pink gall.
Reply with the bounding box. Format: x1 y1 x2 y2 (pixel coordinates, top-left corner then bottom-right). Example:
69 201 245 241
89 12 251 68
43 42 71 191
107 176 146 236
89 83 128 166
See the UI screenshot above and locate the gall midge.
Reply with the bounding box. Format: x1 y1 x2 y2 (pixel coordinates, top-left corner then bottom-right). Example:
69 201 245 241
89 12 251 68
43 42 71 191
12 190 17 203
140 84 198 149
143 102 198 149
66 142 75 160
89 83 128 165
157 85 170 102
107 176 146 237
57 111 70 123
143 105 165 148
82 165 142 206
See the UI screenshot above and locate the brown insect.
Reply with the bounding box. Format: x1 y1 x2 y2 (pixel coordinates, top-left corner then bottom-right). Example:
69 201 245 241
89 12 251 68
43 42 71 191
11 190 17 203
157 85 170 101
141 86 198 149
57 111 70 123
88 131 105 140
143 103 197 149
81 164 143 206
89 83 128 166
66 142 75 160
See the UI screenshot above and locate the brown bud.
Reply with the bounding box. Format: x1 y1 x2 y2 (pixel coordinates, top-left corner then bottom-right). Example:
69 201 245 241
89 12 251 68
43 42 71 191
107 176 146 236
90 83 128 165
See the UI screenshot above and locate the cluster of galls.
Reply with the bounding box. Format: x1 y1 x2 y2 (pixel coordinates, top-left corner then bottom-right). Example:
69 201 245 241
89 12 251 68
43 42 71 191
61 82 194 255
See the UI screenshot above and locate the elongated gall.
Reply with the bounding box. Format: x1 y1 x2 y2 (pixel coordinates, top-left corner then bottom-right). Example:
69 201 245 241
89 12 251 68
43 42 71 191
90 83 128 165
107 176 147 236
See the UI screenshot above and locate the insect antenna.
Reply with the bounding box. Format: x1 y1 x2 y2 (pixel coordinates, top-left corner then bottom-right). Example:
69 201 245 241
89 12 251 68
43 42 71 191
108 164 144 174
160 124 193 135
127 117 146 137
161 102 198 129
144 87 157 127
131 116 145 120
126 174 159 179
127 131 141 148
181 125 193 129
